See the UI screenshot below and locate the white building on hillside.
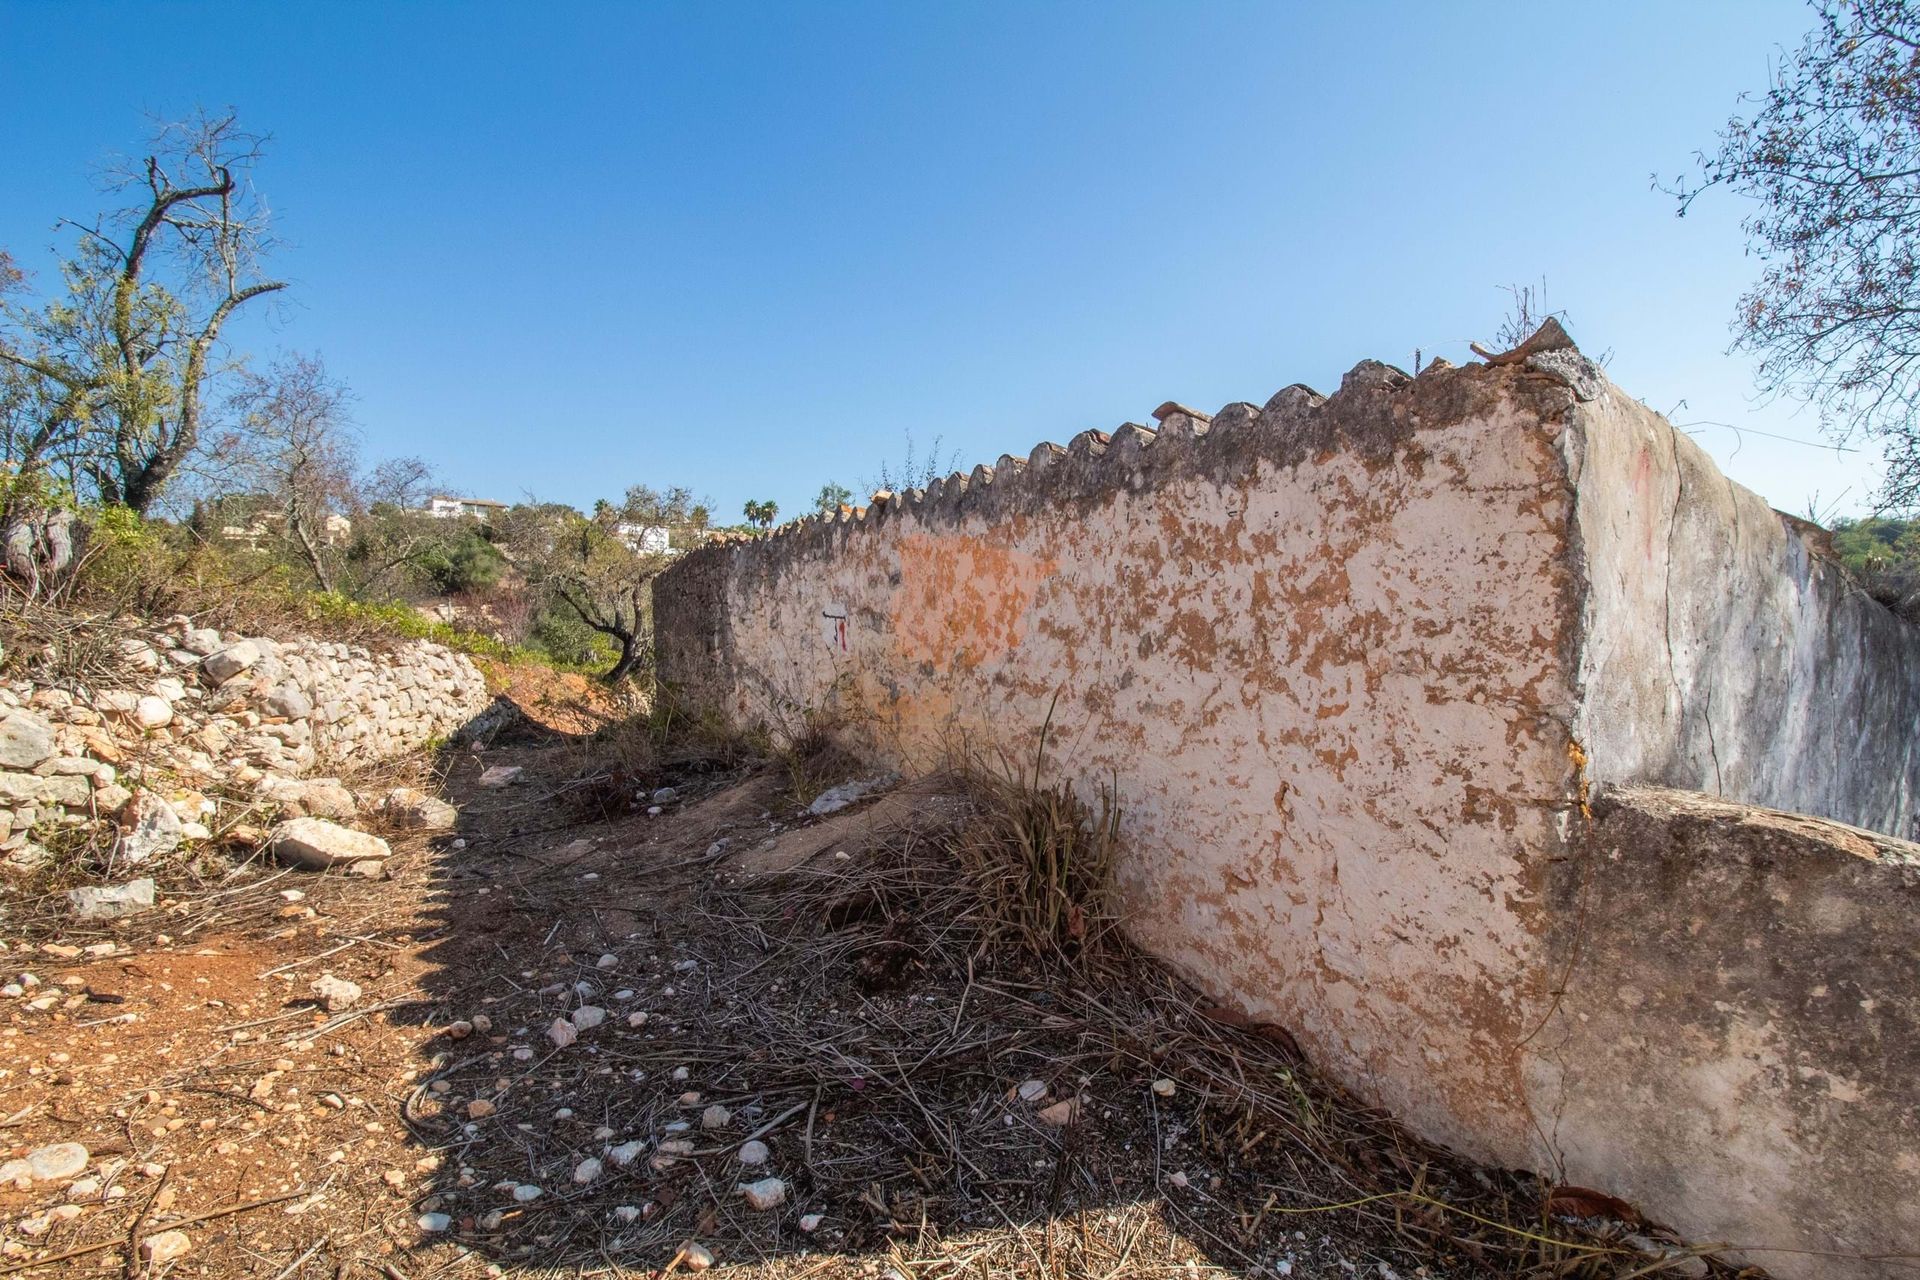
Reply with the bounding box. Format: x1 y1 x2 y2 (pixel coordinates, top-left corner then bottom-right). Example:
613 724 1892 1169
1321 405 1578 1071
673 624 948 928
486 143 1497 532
427 496 508 520
616 523 675 555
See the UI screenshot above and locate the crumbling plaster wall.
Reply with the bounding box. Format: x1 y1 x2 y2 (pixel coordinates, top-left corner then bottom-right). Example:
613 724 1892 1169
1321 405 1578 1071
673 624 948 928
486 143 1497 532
654 351 1920 1278
662 362 1591 1163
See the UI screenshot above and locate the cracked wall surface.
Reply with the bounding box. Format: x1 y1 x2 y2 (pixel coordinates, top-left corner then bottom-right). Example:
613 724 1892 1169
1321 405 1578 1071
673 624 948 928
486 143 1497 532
655 346 1920 1278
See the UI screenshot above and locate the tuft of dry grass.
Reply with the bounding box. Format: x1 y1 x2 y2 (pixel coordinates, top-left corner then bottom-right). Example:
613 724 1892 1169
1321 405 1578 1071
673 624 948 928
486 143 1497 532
775 707 863 808
954 700 1120 962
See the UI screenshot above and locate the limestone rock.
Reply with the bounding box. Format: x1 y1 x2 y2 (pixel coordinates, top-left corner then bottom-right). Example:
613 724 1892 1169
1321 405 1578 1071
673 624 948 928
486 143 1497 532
118 791 184 865
202 640 262 684
141 1230 191 1265
0 771 46 805
265 679 312 720
270 817 391 870
478 765 524 789
182 627 223 655
258 775 357 821
309 973 362 1012
133 695 172 728
26 1142 88 1181
738 1177 787 1211
0 712 55 770
379 786 457 831
807 773 898 816
66 878 156 920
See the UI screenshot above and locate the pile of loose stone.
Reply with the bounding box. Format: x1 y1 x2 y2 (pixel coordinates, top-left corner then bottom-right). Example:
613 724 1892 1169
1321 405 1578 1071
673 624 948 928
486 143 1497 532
0 614 491 912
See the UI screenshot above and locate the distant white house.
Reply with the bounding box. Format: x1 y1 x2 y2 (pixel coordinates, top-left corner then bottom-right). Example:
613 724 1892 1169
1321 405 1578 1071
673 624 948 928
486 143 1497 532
427 496 508 520
615 522 676 555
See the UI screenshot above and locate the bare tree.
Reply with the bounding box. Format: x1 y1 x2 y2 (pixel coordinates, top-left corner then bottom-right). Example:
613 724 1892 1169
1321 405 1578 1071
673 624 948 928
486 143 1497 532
0 110 286 514
1668 0 1920 509
225 353 358 591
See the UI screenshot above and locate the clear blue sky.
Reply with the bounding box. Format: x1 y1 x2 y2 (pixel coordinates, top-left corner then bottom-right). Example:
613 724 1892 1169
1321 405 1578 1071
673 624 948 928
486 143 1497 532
1 0 1881 523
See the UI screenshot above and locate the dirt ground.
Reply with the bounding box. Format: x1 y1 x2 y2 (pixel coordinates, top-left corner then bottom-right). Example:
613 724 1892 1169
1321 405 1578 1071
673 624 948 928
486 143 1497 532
0 680 1729 1280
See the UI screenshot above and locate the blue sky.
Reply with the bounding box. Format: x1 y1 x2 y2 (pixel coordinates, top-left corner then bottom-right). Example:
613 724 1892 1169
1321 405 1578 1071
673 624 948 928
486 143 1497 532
1 1 1880 523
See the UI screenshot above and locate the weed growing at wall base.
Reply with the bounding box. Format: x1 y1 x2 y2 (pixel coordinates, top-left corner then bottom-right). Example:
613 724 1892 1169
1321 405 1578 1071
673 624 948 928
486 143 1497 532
955 703 1121 962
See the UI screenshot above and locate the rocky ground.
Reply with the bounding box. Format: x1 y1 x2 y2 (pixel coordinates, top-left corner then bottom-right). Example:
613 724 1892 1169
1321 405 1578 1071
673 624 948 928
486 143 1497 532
0 671 1727 1280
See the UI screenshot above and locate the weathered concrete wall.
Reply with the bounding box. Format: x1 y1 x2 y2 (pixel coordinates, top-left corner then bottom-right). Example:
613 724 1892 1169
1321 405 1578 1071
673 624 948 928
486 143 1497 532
1570 392 1920 838
654 345 1920 1277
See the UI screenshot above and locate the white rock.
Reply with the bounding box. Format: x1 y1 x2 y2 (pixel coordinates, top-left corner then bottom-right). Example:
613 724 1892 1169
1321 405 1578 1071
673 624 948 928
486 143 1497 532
572 1157 603 1184
269 817 391 870
548 1017 578 1048
66 878 155 920
683 1243 714 1271
133 696 172 728
117 791 183 865
799 1212 823 1232
608 1140 646 1166
570 1005 606 1030
701 1104 731 1130
737 1140 769 1166
1152 1078 1176 1098
595 953 618 970
738 1177 787 1211
309 974 362 1012
182 628 223 656
25 1142 88 1181
379 787 457 832
477 765 523 789
141 1230 192 1264
202 640 262 684
1016 1079 1048 1103
627 1011 649 1027
0 712 55 770
613 1204 642 1222
511 1183 543 1202
807 772 898 816
417 1212 451 1232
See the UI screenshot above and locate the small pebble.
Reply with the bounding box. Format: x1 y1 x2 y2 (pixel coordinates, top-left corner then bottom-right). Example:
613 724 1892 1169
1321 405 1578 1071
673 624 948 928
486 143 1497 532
738 1177 786 1211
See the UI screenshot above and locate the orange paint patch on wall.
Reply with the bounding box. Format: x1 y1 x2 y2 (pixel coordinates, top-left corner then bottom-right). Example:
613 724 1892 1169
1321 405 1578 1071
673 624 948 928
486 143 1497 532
891 533 1057 674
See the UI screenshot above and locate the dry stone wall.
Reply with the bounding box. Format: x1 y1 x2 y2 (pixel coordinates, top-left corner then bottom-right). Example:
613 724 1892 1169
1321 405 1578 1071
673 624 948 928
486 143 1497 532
654 340 1920 1278
0 616 489 879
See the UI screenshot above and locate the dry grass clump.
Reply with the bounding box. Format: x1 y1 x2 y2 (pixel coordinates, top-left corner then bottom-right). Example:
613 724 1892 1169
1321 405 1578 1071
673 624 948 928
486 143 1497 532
954 705 1120 962
956 758 1119 962
775 707 864 807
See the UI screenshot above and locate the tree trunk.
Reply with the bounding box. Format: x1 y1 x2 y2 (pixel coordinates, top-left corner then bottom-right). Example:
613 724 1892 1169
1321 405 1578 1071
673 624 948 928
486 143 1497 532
602 631 643 684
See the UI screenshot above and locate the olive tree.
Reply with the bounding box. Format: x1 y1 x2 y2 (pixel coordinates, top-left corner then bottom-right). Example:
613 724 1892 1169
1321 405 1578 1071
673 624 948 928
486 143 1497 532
0 110 286 514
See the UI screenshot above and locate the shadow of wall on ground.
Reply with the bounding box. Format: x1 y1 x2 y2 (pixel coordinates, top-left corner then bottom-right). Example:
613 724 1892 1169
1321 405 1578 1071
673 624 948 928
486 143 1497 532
378 699 1716 1280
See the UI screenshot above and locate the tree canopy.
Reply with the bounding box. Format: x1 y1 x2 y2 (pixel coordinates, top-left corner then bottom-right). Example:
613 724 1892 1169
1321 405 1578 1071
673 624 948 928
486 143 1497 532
1671 0 1920 509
